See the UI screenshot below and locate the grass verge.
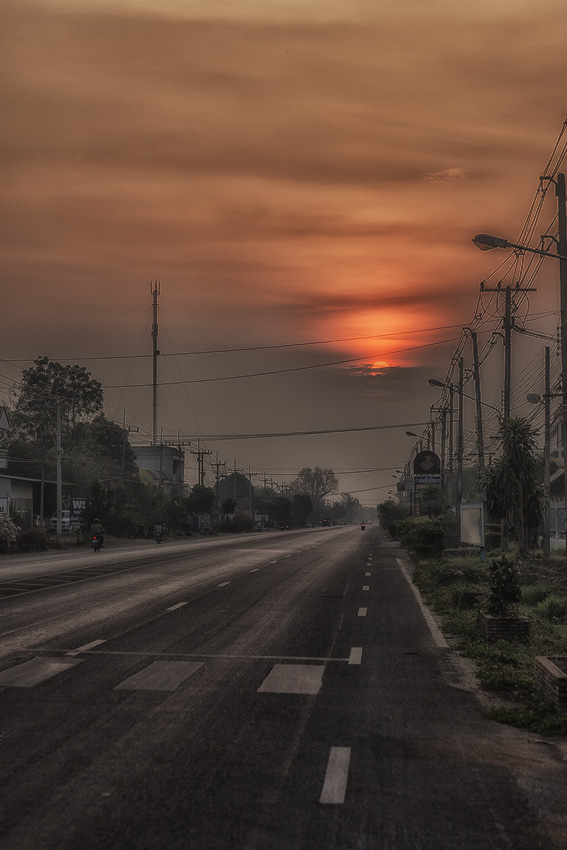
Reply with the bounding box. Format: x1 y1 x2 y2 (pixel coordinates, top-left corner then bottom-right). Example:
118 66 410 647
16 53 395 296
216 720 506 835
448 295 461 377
413 550 567 735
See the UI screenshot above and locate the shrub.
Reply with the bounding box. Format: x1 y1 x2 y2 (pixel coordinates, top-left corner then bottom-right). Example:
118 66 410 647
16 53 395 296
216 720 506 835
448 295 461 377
16 527 49 552
399 517 444 559
534 594 567 623
0 515 17 554
487 554 522 616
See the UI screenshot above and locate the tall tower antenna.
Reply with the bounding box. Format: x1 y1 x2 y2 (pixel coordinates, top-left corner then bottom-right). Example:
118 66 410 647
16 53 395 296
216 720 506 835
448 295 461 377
151 281 160 445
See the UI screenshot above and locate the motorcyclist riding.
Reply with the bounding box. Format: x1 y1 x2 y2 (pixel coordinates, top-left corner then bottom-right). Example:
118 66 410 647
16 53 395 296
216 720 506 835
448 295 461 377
90 518 104 548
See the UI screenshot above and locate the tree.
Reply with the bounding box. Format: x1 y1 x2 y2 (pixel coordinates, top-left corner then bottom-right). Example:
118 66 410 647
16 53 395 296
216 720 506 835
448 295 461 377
292 467 338 506
11 356 103 443
290 494 312 526
186 485 216 515
482 417 543 553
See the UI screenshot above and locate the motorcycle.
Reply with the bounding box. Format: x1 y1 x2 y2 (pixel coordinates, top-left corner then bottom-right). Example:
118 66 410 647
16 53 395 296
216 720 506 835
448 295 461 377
91 534 102 552
360 522 365 531
154 530 164 544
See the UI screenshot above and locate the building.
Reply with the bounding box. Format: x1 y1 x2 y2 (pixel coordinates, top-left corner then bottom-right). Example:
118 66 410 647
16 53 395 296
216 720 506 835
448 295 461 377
133 445 185 493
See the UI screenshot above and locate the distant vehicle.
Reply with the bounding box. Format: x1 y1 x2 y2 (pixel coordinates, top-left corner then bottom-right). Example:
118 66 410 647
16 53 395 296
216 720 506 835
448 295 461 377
339 520 347 526
322 518 330 527
90 534 102 552
49 511 77 532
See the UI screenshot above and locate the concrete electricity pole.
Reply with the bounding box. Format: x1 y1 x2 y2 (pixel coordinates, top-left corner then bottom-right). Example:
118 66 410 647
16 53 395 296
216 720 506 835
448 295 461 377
151 281 160 446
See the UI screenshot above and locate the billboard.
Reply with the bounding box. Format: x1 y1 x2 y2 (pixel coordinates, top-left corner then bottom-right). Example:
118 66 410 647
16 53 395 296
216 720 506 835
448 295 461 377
460 502 485 547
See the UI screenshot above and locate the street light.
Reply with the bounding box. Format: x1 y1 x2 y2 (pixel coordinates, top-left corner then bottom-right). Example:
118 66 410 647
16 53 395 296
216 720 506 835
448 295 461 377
472 233 567 261
474 174 567 548
428 378 501 419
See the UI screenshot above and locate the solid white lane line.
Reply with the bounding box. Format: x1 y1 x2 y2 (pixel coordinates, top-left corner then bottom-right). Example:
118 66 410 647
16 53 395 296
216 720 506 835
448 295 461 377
362 585 369 591
365 571 371 576
166 602 188 611
0 657 83 687
249 568 259 573
396 557 449 649
348 647 363 665
257 664 325 695
319 747 351 804
358 608 367 617
115 660 204 691
66 639 106 657
217 581 231 587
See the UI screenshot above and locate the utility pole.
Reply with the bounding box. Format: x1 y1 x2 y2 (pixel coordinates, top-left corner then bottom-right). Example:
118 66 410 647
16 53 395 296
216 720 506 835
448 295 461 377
56 401 62 539
481 281 536 422
191 446 213 487
456 357 464 506
556 173 567 530
151 281 160 445
544 346 551 557
121 409 139 481
471 331 485 471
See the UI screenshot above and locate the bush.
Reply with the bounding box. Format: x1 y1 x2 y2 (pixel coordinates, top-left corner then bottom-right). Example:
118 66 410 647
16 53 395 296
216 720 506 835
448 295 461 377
487 554 522 616
0 515 17 554
534 594 567 623
399 517 444 559
16 527 48 552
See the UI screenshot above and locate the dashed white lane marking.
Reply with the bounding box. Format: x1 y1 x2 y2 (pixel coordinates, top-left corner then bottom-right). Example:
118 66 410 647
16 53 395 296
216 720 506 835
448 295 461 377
217 581 231 587
166 602 188 611
249 568 259 573
270 560 278 564
257 664 324 695
114 660 204 691
320 747 351 804
365 572 371 576
396 557 449 649
362 585 369 591
348 647 363 665
357 608 367 617
66 639 106 656
0 657 83 687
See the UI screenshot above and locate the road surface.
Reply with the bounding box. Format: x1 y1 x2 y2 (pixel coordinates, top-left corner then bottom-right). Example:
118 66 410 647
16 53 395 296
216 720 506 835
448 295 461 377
0 526 565 849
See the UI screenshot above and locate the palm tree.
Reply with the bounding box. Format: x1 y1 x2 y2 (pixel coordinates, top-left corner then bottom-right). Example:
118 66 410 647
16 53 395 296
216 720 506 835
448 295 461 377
482 417 543 553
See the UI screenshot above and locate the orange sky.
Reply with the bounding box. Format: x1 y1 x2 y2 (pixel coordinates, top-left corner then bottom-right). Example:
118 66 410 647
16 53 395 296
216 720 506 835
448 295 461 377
2 0 567 499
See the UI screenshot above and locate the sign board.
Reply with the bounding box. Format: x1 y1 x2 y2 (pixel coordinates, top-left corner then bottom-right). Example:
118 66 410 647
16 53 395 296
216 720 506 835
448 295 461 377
416 474 441 486
460 502 485 547
70 498 86 527
413 450 441 476
0 497 8 514
403 477 416 492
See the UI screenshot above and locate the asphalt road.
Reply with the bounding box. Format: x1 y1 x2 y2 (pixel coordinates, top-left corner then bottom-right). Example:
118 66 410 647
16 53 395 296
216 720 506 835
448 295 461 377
0 526 566 849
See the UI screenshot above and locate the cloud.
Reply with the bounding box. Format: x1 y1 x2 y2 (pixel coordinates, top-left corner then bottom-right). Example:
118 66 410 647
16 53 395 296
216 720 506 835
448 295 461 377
424 168 466 183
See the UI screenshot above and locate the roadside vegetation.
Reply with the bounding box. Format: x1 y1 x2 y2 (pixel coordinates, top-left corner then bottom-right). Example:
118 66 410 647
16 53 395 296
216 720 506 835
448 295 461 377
376 506 567 735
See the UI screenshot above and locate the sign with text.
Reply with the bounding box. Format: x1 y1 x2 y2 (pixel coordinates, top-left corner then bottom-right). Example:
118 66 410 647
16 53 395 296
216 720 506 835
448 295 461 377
70 498 87 527
413 451 441 476
460 502 485 547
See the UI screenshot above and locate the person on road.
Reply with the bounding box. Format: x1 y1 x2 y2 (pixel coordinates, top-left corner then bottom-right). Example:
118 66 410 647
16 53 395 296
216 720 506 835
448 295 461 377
90 518 105 548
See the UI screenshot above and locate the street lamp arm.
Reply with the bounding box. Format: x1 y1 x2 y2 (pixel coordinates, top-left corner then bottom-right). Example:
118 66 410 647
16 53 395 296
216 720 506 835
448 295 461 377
472 233 567 262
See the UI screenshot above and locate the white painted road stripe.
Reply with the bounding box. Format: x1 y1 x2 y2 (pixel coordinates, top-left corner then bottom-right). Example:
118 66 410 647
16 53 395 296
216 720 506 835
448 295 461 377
357 608 367 617
257 664 324 695
348 647 363 665
396 557 449 649
249 568 259 573
365 571 371 576
217 582 231 587
166 602 188 611
0 657 83 687
362 585 369 591
115 661 204 691
66 639 106 657
319 747 351 804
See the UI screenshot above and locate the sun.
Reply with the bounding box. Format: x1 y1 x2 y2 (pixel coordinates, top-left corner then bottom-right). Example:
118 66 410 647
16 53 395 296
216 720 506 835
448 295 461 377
371 360 390 370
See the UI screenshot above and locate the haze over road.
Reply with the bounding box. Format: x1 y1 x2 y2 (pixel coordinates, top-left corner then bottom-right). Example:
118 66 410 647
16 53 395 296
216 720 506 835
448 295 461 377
0 526 565 849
